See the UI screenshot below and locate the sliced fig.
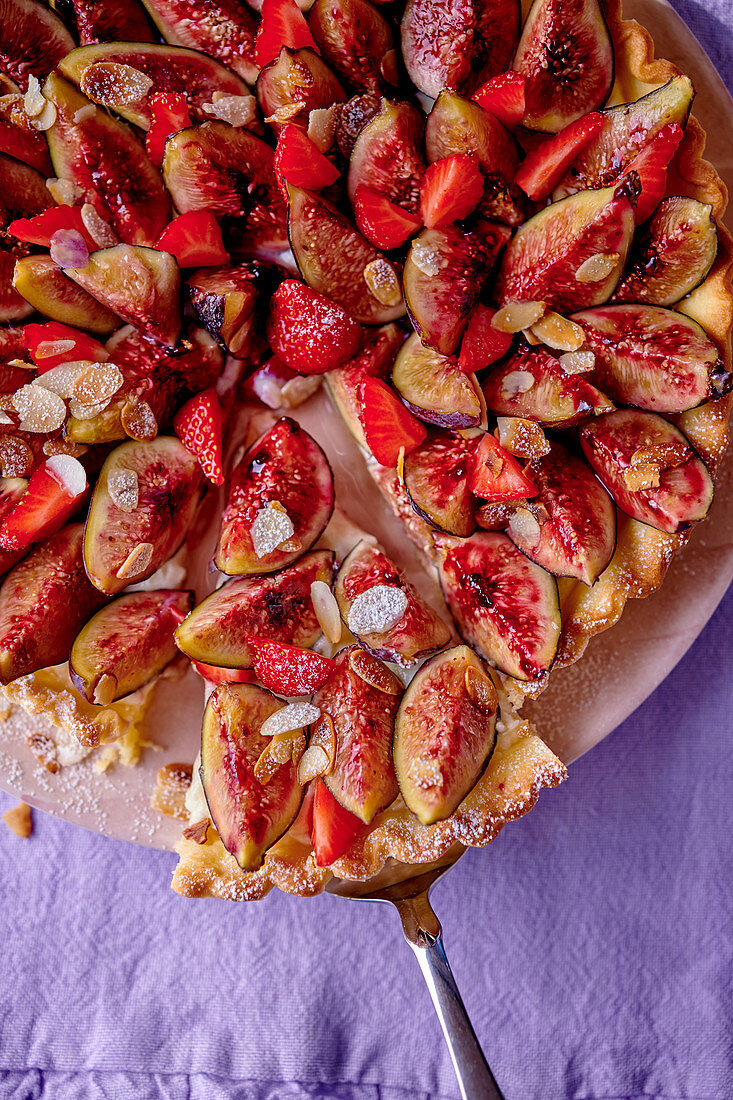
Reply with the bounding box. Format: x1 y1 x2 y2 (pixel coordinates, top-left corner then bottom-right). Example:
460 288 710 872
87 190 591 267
437 530 560 681
53 0 155 45
175 550 334 668
187 264 262 356
141 0 259 84
256 47 347 135
69 589 193 703
60 43 249 130
215 417 334 575
483 344 613 426
495 186 635 311
0 0 74 91
335 539 450 665
347 100 425 213
612 197 719 307
335 92 382 157
400 0 520 99
0 477 31 578
579 409 713 533
402 430 476 536
0 92 52 173
309 0 396 93
12 256 119 334
66 245 181 347
572 304 730 414
314 645 401 822
506 443 616 584
201 683 303 871
287 185 405 324
514 0 614 133
393 645 497 824
84 436 204 594
0 523 108 684
326 322 405 447
392 332 483 428
0 154 54 322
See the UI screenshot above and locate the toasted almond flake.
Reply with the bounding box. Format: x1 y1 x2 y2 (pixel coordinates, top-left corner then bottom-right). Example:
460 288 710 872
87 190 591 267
464 664 498 713
2 801 32 838
410 238 449 277
279 532 303 553
80 62 153 107
559 350 595 374
33 360 86 398
633 441 689 470
310 579 341 644
290 732 306 766
92 672 118 706
623 465 659 491
46 453 86 497
13 384 66 432
0 435 33 476
73 104 96 123
492 301 546 333
307 106 336 152
43 438 87 458
50 228 89 269
23 75 44 117
121 396 157 441
81 203 119 247
347 584 408 636
7 358 34 371
29 99 56 131
279 374 322 409
530 500 551 525
508 507 542 547
203 93 257 127
496 416 550 459
363 257 402 307
116 541 154 580
477 500 520 529
260 702 320 738
254 734 294 783
483 447 504 476
182 818 211 844
530 311 585 352
46 177 83 205
251 500 295 558
575 252 621 283
250 370 286 409
36 338 75 358
0 412 14 426
69 399 109 420
296 743 330 784
408 756 443 789
309 712 336 770
108 467 139 512
265 100 306 124
521 327 541 346
348 648 403 695
500 370 535 399
72 361 124 405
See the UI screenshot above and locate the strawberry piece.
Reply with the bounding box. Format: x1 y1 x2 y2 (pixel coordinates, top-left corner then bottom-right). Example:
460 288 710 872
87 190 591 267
458 305 514 374
246 636 335 694
254 0 318 67
621 123 684 223
472 71 526 128
470 433 537 501
311 779 368 866
420 154 484 229
354 185 422 250
155 211 229 268
274 124 340 193
173 387 225 486
359 376 427 467
0 456 87 552
515 112 603 202
191 660 257 685
267 280 362 374
7 206 97 250
146 93 191 167
23 321 108 371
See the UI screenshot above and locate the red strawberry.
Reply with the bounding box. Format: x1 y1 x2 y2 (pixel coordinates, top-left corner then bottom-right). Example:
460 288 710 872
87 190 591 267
191 661 257 685
0 455 87 552
23 321 108 371
254 0 318 67
267 280 362 374
155 211 229 268
359 377 427 467
146 93 191 167
472 71 526 128
621 123 684 222
420 154 484 229
458 305 514 373
515 112 603 201
8 206 97 250
274 124 340 193
470 433 537 501
246 636 335 694
354 185 422 250
310 779 368 866
173 387 225 486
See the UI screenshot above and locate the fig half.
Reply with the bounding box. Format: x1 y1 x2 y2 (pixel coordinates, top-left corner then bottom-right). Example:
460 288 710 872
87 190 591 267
437 530 561 681
12 256 119 335
201 683 303 871
55 0 155 45
69 589 193 703
482 345 613 426
392 333 483 429
393 645 497 824
402 430 476 536
309 0 396 93
0 0 74 91
141 0 259 83
256 47 347 135
0 154 54 322
347 100 425 212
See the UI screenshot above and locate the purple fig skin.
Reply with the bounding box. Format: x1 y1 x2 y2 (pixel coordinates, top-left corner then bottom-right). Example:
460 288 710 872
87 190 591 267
403 430 477 537
256 47 347 135
0 0 75 91
140 0 259 83
392 333 484 429
482 344 614 427
347 100 425 212
11 255 119 334
579 409 714 534
309 0 397 94
187 264 261 357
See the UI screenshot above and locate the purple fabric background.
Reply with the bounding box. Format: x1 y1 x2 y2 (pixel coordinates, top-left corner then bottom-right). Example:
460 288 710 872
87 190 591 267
2 2 733 1097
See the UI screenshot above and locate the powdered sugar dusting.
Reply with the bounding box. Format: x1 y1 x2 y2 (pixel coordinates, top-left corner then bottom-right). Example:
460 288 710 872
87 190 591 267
347 585 408 635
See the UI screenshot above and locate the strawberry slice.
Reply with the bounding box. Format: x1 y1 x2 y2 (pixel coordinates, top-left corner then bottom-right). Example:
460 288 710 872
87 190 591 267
458 305 514 374
246 636 335 694
0 455 87 552
191 661 257 685
23 321 108 371
472 71 526 128
515 112 603 202
470 433 537 501
621 123 684 223
420 154 484 229
146 93 191 167
354 185 422 250
254 0 318 68
311 779 368 866
275 124 340 193
8 206 97 250
359 376 427 467
267 280 362 374
173 387 225 486
155 211 229 268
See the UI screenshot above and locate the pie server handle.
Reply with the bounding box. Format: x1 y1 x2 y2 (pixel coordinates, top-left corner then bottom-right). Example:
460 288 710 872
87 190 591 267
394 891 506 1099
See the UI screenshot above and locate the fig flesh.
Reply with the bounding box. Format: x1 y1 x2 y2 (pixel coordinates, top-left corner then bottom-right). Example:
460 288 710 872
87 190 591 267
0 154 54 322
201 683 303 871
326 323 405 448
187 264 261 357
0 0 74 91
334 539 450 665
0 93 52 174
175 550 334 668
12 255 119 334
572 304 730 414
69 589 193 703
402 430 476 536
335 92 381 157
314 645 401 822
84 436 204 594
256 48 347 135
347 100 425 213
482 345 613 426
579 409 713 533
309 0 396 93
437 530 561 681
54 0 155 45
141 0 259 84
0 478 31 578
393 645 497 824
215 417 334 575
392 333 483 429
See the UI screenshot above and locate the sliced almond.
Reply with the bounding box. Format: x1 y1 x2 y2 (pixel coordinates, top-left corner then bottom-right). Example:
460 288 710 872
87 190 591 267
2 801 32 838
80 62 154 107
43 439 87 459
496 416 550 459
250 500 295 559
530 311 585 352
13 384 66 432
464 664 498 714
309 712 336 771
108 467 139 513
182 817 211 844
347 584 408 636
92 672 118 706
575 252 621 284
203 93 257 127
46 176 84 206
363 257 402 307
559 350 595 374
29 99 56 131
410 238 448 277
491 300 546 333
310 580 341 645
348 648 403 695
265 100 306 124
307 106 336 152
296 743 330 784
116 541 154 580
81 203 119 248
72 362 124 406
279 374 322 409
500 370 535 399
508 506 542 548
290 732 307 767
23 76 45 117
260 702 320 738
0 435 33 477
121 396 157 441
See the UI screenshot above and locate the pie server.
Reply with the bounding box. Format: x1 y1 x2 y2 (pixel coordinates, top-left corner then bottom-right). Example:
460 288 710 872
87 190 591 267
327 850 506 1099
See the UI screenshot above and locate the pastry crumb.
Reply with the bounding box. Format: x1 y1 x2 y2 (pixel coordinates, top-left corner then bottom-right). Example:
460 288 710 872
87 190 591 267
3 801 32 838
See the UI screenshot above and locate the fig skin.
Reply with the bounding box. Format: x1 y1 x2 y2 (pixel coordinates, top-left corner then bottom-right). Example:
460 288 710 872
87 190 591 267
612 197 719 307
314 645 401 823
347 100 426 213
187 264 262 357
309 0 396 93
0 524 108 685
12 255 119 334
392 332 484 429
69 589 194 703
572 304 731 414
482 345 614 426
437 530 561 681
514 0 614 133
326 323 406 448
393 645 497 824
256 47 347 135
579 409 714 534
140 0 259 84
0 0 75 91
175 550 335 668
201 683 304 871
334 539 451 665
335 92 382 157
402 430 477 537
0 154 55 322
